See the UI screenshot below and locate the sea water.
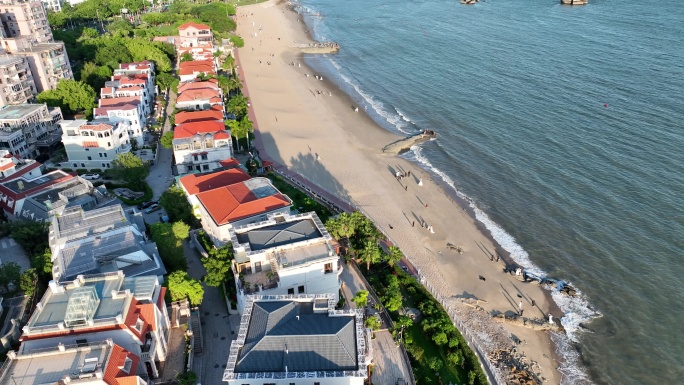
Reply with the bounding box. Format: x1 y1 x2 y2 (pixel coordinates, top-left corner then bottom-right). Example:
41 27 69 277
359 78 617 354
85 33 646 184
293 0 684 384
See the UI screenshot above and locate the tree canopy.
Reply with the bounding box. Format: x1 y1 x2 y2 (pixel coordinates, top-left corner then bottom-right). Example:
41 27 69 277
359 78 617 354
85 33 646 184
201 245 234 287
226 95 249 120
150 222 188 271
352 290 368 308
110 152 150 191
0 262 21 293
160 131 174 149
167 271 204 306
37 80 96 118
160 187 197 226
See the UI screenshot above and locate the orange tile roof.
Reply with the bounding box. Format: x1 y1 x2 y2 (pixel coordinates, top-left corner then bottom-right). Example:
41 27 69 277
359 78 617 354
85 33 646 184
157 287 167 310
101 87 114 94
116 376 142 385
82 141 99 148
179 60 215 76
197 182 291 225
124 300 156 343
179 22 211 31
214 131 230 140
0 162 14 172
176 89 221 103
118 86 144 92
103 344 140 385
177 79 218 93
180 168 251 196
81 123 113 131
100 97 141 108
219 158 241 169
175 109 224 124
173 121 226 139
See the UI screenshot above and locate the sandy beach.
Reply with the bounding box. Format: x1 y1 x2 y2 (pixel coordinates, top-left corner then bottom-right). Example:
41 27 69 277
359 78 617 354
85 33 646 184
235 1 564 383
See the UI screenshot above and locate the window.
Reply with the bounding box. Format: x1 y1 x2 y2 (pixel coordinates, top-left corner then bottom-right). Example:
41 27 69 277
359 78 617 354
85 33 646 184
201 154 208 160
85 148 89 151
73 163 77 167
298 285 305 294
102 163 106 168
104 153 108 158
120 357 133 374
81 163 85 167
254 262 262 273
75 339 88 347
87 156 91 160
324 262 333 274
135 317 144 333
107 142 111 146
202 164 209 171
287 288 294 295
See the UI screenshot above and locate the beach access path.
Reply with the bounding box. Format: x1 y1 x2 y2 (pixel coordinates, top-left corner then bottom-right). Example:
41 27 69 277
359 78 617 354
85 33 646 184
235 1 563 383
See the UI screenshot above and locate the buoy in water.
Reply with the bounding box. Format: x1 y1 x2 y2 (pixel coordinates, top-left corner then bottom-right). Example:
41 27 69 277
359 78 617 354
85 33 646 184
604 103 609 107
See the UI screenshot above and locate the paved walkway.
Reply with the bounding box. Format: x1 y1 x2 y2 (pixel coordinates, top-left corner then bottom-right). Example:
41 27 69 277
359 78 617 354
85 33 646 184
158 321 187 382
372 330 411 385
146 89 176 201
183 240 238 384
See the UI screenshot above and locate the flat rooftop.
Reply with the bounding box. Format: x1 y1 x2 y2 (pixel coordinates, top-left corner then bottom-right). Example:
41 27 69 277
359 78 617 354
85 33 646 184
0 104 45 120
1 171 68 194
236 219 322 251
0 340 114 385
52 205 129 243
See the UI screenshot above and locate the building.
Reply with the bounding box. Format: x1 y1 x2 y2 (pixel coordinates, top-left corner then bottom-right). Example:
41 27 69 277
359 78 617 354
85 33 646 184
222 294 371 385
178 60 216 83
0 149 42 180
60 119 133 170
0 169 78 218
94 97 145 144
175 79 223 111
195 177 292 244
172 120 232 174
112 61 156 103
0 103 62 158
41 0 61 12
4 38 72 92
179 44 215 61
175 106 224 125
0 55 36 107
0 0 53 44
178 22 212 47
0 339 147 385
20 272 170 379
49 204 166 282
178 167 251 217
229 211 341 312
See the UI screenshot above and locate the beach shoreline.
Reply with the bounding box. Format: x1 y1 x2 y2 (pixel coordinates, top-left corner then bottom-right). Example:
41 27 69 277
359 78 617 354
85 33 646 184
235 1 573 383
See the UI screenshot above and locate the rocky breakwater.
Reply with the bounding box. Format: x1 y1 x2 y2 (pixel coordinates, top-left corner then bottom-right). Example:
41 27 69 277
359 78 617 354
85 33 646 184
298 42 340 54
382 130 437 155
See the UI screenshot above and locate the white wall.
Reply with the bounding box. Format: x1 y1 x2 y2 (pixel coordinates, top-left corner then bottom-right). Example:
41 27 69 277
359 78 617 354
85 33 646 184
226 376 365 385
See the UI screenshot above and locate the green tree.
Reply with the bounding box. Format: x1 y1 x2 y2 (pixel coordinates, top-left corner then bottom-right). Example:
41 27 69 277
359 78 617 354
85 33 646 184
20 268 38 297
365 314 381 331
95 42 132 69
150 222 187 271
124 38 172 72
358 240 381 271
229 35 244 48
47 10 70 28
172 221 190 241
37 80 96 118
0 262 21 293
177 371 197 385
79 62 113 91
447 351 463 367
385 245 403 267
202 245 233 287
167 271 204 306
180 52 194 62
351 290 368 308
222 54 236 71
427 356 444 371
226 94 249 120
160 131 174 149
432 331 448 346
110 152 150 191
31 249 53 280
160 187 196 224
106 19 134 37
156 72 176 91
4 221 48 255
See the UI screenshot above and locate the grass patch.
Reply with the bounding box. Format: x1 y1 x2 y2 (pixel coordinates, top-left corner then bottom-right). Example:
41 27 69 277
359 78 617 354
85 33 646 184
266 173 332 221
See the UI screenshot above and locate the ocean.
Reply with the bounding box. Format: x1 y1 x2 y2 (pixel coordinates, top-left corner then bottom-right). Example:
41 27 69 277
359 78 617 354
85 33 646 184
291 0 684 384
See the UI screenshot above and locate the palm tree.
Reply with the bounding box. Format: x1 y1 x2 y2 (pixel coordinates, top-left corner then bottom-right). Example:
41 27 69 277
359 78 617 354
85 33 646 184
385 246 403 267
358 240 381 271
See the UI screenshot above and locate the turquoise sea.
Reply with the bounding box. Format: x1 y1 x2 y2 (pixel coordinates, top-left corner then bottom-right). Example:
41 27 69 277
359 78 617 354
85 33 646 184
293 0 684 384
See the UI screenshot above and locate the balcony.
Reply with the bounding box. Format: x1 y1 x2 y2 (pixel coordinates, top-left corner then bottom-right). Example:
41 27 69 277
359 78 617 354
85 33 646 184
238 269 279 294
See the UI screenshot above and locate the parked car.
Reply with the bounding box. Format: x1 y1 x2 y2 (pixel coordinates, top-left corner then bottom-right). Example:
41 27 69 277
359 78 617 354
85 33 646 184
102 176 113 181
82 173 100 180
138 201 157 210
144 204 161 214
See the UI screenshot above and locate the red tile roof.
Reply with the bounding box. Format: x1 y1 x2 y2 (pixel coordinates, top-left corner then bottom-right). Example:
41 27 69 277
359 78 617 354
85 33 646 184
175 109 224 124
179 60 215 76
177 79 219 94
99 97 141 108
103 344 140 385
0 161 40 182
179 168 251 196
214 131 230 140
219 158 241 169
124 300 157 343
196 181 291 225
118 86 144 92
157 287 167 311
82 141 99 148
81 123 113 131
0 171 75 214
176 88 221 103
0 162 14 172
179 22 211 31
173 121 226 139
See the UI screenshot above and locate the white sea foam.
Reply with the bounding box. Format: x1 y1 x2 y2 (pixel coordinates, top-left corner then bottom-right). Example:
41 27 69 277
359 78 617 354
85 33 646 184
404 145 601 342
550 331 594 385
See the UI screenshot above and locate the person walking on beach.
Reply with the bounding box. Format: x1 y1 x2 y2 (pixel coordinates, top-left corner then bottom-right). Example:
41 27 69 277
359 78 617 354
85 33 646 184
418 178 423 186
404 185 408 191
518 301 523 316
412 221 415 227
